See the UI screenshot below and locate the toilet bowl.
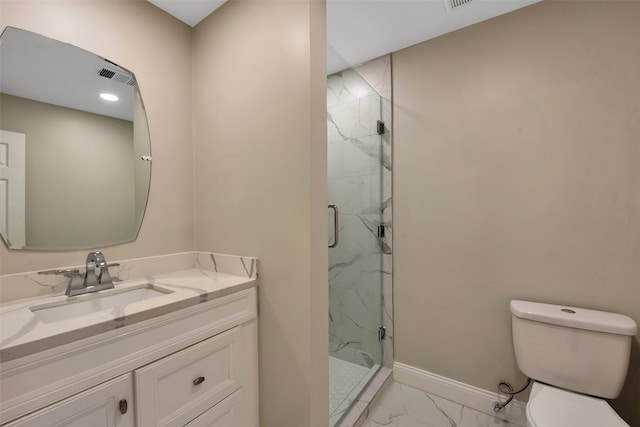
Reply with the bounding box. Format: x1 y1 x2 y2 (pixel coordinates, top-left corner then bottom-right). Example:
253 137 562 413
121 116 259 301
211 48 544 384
526 382 628 427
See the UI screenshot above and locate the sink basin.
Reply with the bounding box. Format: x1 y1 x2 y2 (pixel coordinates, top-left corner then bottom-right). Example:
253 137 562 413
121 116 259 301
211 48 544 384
30 284 173 323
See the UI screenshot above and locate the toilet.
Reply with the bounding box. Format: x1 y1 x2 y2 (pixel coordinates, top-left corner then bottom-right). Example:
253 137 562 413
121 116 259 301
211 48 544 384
510 300 638 427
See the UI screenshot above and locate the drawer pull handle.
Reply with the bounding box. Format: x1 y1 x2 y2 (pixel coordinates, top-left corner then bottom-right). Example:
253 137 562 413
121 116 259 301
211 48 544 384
193 376 206 386
119 399 128 414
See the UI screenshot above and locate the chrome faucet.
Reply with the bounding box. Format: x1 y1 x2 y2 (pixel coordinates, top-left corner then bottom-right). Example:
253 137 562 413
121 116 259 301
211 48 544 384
39 251 120 296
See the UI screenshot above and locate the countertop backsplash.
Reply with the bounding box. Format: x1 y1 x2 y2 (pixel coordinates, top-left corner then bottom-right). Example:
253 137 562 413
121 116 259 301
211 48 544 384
0 252 258 303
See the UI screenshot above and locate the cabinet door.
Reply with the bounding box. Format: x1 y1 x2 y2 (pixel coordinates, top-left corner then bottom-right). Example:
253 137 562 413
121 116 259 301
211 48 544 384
135 326 242 427
185 391 241 427
6 374 133 427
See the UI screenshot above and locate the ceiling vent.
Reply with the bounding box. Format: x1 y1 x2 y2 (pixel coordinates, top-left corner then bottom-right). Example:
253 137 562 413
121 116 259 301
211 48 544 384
98 68 116 79
97 68 136 86
447 0 474 9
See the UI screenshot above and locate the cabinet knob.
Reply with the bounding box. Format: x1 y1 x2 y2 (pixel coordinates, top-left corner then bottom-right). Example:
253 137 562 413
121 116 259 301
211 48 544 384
193 376 206 386
119 399 128 414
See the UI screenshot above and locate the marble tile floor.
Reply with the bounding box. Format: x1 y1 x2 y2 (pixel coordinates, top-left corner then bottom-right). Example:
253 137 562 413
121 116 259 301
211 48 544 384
362 382 521 427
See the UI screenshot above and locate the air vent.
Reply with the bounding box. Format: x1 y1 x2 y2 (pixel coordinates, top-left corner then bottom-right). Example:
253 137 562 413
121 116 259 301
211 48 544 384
98 68 116 79
448 0 473 9
97 68 136 86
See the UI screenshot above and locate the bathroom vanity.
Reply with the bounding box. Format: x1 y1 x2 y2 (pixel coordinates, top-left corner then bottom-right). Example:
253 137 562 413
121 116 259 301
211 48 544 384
0 260 258 427
1 26 259 426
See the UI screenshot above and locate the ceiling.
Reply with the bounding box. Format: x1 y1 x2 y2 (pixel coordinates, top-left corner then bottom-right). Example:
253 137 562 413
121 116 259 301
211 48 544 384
148 0 539 75
147 0 227 27
0 27 135 121
326 0 540 74
0 1 541 119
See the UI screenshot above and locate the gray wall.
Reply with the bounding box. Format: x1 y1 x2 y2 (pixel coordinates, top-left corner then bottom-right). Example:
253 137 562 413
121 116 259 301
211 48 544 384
392 1 640 424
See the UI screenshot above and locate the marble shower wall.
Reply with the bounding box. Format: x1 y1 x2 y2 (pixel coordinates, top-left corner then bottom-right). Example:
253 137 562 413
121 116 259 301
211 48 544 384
327 55 392 369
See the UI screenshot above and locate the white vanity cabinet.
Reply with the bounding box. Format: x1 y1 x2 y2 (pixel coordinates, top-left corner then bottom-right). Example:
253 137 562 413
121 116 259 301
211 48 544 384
135 326 244 427
0 287 258 427
184 391 242 427
6 374 134 427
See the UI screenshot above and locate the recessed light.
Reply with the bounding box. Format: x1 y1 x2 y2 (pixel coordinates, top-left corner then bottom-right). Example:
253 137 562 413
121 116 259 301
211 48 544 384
100 93 119 102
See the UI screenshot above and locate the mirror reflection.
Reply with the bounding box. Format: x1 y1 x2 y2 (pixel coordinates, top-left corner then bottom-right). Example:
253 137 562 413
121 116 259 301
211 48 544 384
0 27 151 251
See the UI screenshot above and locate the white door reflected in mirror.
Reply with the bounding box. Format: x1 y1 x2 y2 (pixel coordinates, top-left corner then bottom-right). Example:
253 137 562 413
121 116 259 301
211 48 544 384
0 129 26 249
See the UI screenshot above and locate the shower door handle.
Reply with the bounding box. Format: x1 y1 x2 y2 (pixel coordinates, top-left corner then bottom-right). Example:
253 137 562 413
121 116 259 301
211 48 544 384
328 204 339 248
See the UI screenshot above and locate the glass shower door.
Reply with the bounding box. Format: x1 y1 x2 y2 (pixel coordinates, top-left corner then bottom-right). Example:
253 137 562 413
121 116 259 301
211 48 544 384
327 68 383 425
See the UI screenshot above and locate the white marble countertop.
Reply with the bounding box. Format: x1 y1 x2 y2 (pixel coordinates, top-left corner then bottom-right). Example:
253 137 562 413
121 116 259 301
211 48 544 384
0 268 257 362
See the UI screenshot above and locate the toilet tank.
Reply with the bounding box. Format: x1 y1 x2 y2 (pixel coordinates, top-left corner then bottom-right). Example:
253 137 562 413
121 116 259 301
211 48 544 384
510 300 637 399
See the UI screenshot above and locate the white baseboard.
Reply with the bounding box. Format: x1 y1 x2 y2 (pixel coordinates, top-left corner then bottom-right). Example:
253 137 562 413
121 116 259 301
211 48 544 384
393 362 527 427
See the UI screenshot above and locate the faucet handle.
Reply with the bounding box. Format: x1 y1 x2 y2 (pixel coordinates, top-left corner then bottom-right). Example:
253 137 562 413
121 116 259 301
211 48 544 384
38 269 84 296
98 262 120 286
38 268 81 276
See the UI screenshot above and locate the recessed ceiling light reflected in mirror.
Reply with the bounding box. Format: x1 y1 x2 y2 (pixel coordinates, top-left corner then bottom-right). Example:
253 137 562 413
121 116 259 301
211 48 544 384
100 93 119 102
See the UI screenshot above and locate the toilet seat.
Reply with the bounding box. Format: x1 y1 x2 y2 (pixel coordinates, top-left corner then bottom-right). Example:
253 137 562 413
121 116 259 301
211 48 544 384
527 382 629 427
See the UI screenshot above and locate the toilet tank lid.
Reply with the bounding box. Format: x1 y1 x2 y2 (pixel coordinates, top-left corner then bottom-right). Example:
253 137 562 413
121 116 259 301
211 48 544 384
510 300 638 336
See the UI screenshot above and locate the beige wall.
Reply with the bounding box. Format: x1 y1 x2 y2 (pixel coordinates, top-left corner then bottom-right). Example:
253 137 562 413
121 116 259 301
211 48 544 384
192 0 328 426
393 1 640 424
1 1 328 424
0 0 193 273
1 94 135 249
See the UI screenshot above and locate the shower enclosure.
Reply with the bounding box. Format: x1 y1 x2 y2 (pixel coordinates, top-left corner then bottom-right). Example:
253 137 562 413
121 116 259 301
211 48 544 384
327 67 385 426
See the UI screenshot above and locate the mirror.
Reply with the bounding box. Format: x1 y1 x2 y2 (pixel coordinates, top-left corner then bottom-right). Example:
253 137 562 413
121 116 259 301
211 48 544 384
0 27 151 251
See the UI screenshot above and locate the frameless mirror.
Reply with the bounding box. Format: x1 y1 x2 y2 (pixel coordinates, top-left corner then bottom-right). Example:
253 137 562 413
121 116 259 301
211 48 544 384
0 27 151 251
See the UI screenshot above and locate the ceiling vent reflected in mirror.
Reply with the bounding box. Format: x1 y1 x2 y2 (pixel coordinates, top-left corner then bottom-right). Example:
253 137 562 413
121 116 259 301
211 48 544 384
98 67 136 86
447 0 474 10
98 68 116 79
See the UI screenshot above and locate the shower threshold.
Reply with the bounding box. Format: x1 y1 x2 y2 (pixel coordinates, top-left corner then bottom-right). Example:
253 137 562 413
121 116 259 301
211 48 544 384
329 356 381 427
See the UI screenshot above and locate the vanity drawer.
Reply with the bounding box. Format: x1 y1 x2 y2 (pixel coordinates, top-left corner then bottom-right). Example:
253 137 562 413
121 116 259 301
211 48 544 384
185 390 242 427
135 326 242 427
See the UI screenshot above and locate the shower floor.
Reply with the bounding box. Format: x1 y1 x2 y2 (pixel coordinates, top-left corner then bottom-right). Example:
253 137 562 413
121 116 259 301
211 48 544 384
329 356 376 425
